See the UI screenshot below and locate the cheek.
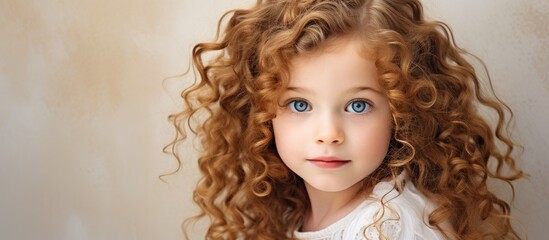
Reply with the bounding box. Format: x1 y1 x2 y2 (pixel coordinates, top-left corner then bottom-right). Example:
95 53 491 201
350 123 392 157
272 118 297 157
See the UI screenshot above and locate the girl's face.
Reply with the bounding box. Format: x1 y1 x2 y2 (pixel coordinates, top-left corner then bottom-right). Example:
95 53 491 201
272 37 392 194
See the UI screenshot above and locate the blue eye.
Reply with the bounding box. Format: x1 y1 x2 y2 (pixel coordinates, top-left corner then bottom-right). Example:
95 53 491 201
289 100 311 112
346 100 371 113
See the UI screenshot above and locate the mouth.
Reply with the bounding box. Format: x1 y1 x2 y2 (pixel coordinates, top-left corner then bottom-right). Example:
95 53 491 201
307 156 351 168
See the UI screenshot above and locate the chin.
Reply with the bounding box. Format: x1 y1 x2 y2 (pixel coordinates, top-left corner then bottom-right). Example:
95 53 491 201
307 180 360 193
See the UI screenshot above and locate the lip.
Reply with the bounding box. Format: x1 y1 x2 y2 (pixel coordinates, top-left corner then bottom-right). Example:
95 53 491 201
307 156 350 168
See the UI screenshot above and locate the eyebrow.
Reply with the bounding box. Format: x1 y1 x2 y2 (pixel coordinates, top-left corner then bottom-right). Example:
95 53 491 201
348 86 383 95
286 86 311 93
286 86 383 95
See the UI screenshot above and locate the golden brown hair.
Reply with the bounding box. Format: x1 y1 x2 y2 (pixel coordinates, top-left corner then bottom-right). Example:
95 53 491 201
166 0 525 239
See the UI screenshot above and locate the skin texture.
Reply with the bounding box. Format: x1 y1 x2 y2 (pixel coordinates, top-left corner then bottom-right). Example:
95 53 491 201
272 37 393 231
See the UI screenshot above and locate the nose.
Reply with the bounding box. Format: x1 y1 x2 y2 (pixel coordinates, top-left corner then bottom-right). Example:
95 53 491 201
315 113 344 145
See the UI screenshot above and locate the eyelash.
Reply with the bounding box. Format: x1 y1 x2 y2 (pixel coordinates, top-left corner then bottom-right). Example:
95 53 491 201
345 98 373 113
283 98 374 113
285 98 311 113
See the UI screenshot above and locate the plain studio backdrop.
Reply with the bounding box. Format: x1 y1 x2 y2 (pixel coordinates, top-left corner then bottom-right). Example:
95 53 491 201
0 0 547 239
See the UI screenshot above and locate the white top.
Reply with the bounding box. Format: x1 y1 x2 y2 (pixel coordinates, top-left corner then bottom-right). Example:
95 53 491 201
294 172 446 240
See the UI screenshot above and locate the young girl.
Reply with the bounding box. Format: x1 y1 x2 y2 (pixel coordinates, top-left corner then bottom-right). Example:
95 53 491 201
167 0 524 239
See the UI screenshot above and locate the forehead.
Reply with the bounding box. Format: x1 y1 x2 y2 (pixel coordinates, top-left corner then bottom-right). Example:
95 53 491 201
287 36 380 90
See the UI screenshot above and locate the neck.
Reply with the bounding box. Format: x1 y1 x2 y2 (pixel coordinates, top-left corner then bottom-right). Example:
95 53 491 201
301 182 366 232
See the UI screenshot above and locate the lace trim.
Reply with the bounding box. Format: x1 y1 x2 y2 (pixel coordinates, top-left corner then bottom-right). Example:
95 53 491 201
361 220 401 240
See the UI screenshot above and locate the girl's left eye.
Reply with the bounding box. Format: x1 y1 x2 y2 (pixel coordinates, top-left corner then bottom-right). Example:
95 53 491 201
345 100 371 113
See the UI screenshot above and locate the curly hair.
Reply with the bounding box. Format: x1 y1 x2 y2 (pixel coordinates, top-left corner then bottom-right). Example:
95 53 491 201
166 0 525 239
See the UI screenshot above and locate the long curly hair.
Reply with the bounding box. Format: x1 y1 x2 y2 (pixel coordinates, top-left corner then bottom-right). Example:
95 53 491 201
166 0 525 239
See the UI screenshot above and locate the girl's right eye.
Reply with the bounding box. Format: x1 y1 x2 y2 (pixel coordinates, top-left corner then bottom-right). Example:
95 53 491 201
288 100 311 112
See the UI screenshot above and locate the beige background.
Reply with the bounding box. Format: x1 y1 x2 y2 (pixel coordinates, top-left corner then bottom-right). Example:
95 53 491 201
1 0 547 239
